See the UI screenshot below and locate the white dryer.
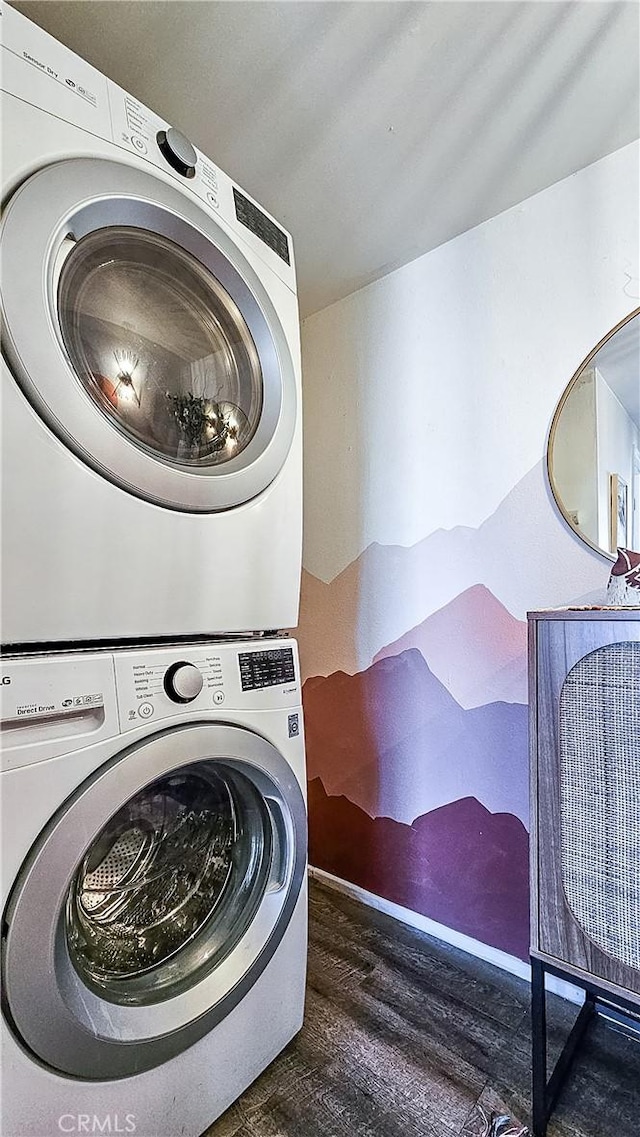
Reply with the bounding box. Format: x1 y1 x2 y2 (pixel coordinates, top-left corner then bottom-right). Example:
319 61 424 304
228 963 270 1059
0 4 302 645
1 636 307 1136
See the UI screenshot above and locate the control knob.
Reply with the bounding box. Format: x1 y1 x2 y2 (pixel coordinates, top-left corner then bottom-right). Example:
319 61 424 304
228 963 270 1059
156 127 197 179
164 661 203 703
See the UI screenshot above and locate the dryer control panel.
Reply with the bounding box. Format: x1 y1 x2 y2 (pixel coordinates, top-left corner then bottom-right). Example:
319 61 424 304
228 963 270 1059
1 2 296 292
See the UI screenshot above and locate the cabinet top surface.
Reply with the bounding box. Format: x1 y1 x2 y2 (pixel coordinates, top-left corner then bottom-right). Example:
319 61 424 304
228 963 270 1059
528 607 640 621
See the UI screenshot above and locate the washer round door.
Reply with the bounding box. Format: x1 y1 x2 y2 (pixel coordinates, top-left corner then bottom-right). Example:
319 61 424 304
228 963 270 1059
0 159 297 511
1 725 307 1078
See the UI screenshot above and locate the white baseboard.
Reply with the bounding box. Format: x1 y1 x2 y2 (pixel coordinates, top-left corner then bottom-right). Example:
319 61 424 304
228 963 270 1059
309 865 584 1005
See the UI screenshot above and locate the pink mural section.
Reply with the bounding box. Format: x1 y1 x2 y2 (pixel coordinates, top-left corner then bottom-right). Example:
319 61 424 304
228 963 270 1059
297 461 605 684
298 461 609 960
372 585 527 709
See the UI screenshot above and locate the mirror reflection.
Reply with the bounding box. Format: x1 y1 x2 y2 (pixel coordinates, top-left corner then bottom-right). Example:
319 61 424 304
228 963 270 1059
549 309 640 558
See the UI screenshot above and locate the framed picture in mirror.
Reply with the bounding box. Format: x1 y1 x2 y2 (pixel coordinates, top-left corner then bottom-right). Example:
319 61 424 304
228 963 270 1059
610 473 628 553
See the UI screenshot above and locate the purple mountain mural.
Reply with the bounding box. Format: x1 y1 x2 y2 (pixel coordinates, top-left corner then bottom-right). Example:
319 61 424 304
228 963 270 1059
297 460 604 682
309 778 530 960
303 649 529 825
373 584 528 708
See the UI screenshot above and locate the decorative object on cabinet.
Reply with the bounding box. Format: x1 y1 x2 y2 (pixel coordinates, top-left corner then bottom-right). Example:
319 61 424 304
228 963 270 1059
528 609 640 1137
606 547 640 605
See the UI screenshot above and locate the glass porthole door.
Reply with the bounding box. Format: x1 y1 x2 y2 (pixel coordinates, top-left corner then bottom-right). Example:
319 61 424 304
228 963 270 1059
67 763 272 1004
0 158 297 511
1 725 307 1078
58 228 263 469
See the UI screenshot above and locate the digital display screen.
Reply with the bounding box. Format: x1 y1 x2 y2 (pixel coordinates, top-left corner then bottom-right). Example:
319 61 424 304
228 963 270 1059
233 188 290 265
238 648 295 690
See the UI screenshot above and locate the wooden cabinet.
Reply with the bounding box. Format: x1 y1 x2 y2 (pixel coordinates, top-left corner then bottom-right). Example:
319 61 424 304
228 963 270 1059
529 609 640 1008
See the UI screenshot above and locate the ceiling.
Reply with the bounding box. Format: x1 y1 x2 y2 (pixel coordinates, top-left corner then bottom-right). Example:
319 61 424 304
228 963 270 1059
14 1 640 318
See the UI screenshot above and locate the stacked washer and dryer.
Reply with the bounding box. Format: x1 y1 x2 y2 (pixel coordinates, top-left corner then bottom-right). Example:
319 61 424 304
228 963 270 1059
1 6 307 1135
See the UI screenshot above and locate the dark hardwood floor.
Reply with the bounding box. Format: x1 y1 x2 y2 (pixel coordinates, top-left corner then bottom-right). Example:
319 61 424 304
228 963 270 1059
205 878 640 1137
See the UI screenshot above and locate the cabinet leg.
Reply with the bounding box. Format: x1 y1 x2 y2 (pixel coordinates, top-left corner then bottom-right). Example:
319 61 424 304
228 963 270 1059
530 958 597 1137
531 957 548 1137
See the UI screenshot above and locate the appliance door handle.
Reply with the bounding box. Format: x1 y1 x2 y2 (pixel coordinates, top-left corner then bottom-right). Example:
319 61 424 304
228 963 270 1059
265 796 291 893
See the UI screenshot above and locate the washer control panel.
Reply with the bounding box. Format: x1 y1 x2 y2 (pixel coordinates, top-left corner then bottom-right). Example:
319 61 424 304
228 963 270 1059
117 648 225 727
0 640 301 765
114 639 300 730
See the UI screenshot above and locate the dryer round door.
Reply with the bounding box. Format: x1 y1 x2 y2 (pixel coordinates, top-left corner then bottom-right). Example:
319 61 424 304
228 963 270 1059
1 724 307 1079
0 159 297 511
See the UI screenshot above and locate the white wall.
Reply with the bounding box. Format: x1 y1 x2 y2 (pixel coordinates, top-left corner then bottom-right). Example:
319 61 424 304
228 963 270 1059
302 140 640 591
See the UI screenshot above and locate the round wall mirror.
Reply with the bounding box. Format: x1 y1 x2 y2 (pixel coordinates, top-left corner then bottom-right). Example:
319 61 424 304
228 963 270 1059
548 308 640 559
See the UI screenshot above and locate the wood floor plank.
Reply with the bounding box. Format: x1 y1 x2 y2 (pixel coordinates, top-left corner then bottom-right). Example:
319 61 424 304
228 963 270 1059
311 883 530 1030
203 878 639 1137
304 981 483 1135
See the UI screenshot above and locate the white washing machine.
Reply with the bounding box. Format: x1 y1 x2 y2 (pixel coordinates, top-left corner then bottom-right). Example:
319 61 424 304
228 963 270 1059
0 4 302 645
1 636 307 1137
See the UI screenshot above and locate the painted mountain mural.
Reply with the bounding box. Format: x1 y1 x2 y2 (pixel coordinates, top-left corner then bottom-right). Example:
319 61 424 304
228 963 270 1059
296 459 605 681
373 584 527 708
297 462 605 962
308 779 530 961
303 649 529 825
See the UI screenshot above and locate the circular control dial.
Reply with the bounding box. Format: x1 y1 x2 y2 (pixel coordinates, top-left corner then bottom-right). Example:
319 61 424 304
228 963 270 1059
164 662 204 703
156 127 197 179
